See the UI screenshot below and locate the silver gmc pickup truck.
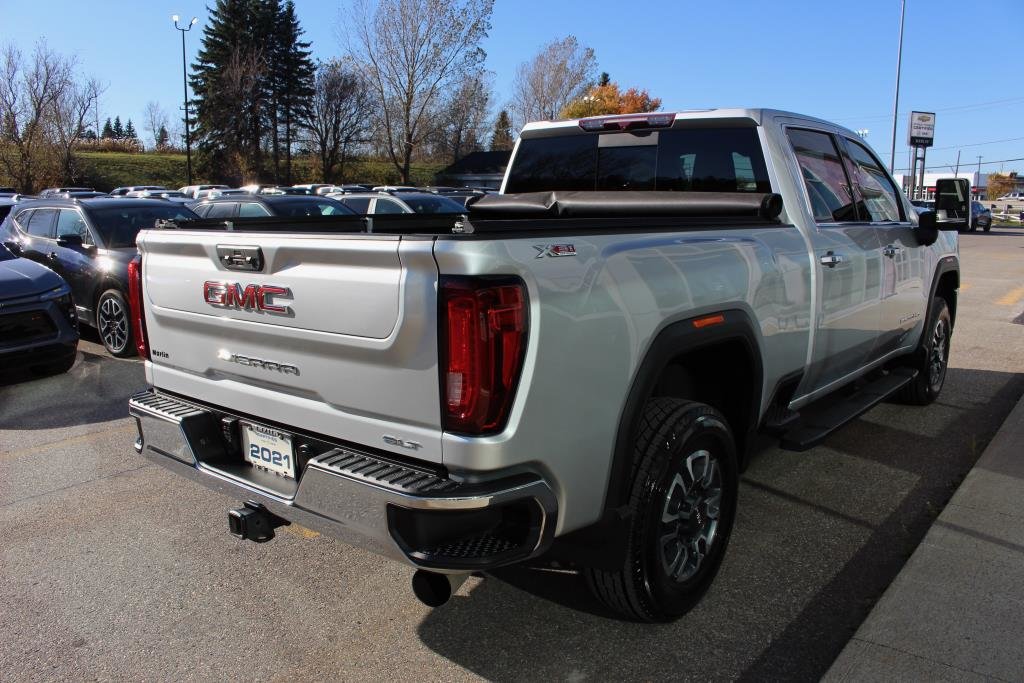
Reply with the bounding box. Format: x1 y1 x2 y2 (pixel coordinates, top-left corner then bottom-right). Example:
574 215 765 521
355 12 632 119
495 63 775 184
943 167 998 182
128 109 966 622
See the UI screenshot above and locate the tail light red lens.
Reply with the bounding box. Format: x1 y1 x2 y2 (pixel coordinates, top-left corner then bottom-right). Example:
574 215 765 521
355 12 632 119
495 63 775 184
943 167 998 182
441 276 528 435
127 256 150 360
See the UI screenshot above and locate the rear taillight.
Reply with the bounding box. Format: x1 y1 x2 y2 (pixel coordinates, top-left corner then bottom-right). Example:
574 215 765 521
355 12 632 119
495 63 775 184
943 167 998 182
440 276 528 435
127 256 150 360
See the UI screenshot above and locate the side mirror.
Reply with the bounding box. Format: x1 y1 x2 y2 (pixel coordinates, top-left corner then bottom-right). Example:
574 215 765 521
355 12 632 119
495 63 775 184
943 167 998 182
934 178 970 232
56 233 84 248
916 210 938 246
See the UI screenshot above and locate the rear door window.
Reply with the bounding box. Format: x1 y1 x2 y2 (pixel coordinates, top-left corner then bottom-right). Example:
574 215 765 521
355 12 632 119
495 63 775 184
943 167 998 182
373 198 407 214
505 127 771 194
239 202 272 217
341 197 371 213
26 208 57 238
786 129 859 222
205 203 237 219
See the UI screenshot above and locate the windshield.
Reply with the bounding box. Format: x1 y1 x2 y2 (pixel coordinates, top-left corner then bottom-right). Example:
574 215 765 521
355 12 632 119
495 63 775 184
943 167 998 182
88 205 199 248
505 127 771 194
401 195 466 214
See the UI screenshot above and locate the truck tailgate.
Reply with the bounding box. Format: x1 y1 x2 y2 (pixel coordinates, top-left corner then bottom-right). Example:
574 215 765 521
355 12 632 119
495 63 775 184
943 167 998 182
136 230 444 463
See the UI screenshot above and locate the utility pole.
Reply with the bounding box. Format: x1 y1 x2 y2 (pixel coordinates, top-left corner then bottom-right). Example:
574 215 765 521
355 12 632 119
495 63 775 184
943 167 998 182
954 150 961 177
889 0 906 174
173 15 198 185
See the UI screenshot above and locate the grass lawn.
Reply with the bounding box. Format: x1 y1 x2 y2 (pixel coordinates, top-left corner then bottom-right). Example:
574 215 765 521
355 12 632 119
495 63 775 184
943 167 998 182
75 152 445 191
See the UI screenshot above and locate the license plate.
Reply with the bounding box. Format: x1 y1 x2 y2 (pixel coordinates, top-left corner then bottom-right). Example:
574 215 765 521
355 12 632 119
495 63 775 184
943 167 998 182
241 422 296 479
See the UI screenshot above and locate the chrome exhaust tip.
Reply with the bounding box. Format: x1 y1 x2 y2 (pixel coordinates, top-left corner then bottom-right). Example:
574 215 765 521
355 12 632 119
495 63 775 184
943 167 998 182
411 570 469 607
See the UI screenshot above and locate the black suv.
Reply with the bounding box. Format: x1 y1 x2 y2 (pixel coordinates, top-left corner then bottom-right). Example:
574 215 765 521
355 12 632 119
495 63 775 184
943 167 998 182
0 243 79 376
0 198 197 356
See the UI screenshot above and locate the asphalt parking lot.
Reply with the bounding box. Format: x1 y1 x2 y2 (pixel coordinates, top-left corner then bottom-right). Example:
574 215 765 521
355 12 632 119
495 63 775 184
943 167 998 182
2 227 1023 681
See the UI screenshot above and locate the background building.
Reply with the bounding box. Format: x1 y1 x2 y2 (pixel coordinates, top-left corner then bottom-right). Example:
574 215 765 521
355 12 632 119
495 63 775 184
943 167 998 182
892 171 987 200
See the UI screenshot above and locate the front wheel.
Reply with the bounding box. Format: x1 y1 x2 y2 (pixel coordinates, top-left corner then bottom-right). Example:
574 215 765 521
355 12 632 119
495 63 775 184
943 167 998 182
897 296 951 405
96 289 136 358
585 399 738 622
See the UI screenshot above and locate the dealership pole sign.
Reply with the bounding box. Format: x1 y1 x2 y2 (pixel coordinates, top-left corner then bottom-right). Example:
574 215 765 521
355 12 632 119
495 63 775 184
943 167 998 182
908 111 935 147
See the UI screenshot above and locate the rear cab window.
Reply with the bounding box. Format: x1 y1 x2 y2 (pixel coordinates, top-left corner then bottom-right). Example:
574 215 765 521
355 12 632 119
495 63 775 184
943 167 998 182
504 126 771 194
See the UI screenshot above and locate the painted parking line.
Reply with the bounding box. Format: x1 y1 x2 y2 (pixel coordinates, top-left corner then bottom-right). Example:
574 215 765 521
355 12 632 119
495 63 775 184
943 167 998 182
996 286 1024 306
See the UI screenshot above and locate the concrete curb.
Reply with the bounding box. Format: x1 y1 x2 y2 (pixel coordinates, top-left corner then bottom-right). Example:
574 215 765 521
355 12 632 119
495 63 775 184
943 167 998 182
824 388 1024 681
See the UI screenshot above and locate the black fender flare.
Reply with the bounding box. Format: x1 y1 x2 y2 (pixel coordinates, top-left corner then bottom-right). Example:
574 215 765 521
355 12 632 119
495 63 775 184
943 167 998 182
544 309 764 570
928 255 960 328
606 308 764 511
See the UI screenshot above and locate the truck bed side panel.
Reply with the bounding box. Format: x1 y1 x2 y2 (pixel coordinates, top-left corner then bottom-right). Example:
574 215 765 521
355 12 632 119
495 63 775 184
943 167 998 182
434 226 812 533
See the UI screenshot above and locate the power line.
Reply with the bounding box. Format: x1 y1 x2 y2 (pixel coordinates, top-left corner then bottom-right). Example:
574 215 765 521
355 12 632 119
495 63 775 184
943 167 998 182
893 156 1024 173
927 135 1024 151
831 95 1024 124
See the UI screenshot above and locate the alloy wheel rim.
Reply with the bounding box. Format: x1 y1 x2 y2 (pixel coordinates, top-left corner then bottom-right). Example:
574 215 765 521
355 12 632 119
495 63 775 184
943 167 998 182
658 448 723 583
99 296 128 352
928 318 948 388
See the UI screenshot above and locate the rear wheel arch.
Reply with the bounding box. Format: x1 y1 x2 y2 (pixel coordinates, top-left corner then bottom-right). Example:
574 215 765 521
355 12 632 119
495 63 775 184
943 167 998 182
604 310 764 514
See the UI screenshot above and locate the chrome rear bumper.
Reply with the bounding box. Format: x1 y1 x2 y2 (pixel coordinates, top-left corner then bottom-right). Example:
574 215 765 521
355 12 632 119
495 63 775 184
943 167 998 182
129 389 557 571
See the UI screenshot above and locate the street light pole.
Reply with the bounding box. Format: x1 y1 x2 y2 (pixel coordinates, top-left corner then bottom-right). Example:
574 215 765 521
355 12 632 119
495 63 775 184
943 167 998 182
889 0 906 174
173 15 198 185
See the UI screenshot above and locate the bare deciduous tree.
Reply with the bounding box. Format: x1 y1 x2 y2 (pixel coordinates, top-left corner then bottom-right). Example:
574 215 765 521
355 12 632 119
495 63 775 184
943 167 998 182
344 0 494 183
510 36 597 128
0 42 76 192
304 59 373 182
144 101 170 150
49 76 102 180
431 71 492 165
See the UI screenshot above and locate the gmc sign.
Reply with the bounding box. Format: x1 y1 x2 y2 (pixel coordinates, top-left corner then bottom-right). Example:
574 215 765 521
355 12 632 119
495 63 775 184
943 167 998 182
204 281 291 314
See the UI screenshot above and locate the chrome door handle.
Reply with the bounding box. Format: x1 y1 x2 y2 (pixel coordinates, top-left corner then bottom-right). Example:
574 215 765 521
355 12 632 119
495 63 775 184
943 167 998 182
883 244 902 258
47 251 58 261
820 252 846 268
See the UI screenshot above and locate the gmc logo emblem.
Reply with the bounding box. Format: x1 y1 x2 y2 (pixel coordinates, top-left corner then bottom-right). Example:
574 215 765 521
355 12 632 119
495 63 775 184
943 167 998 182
204 281 291 314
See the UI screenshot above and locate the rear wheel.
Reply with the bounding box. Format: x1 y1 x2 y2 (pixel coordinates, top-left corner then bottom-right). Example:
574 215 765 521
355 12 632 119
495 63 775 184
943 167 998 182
96 289 135 358
584 398 738 622
897 296 951 405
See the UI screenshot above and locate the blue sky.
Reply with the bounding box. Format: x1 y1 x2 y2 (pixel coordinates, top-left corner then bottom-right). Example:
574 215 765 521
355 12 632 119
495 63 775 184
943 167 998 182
3 0 1023 174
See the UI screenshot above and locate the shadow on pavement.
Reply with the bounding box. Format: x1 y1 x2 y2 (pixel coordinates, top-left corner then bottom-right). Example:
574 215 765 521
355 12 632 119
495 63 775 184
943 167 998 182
0 347 145 429
415 368 1024 681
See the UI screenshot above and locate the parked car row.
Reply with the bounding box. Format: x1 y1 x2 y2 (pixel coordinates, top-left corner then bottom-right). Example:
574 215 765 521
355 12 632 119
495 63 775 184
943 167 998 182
0 180 483 372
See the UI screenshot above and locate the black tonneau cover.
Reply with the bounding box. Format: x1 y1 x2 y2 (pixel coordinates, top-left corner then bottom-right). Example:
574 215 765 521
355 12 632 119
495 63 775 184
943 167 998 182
153 191 783 235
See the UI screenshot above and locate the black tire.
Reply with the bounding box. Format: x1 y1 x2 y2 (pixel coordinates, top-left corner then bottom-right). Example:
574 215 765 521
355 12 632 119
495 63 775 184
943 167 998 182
897 297 951 405
584 398 738 622
983 223 991 233
95 289 136 358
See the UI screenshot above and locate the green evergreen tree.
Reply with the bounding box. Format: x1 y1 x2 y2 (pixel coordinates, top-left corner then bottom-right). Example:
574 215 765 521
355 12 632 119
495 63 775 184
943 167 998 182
101 117 114 139
190 0 313 183
490 110 514 151
124 119 138 140
156 125 170 148
112 116 124 139
598 71 610 87
272 0 315 184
